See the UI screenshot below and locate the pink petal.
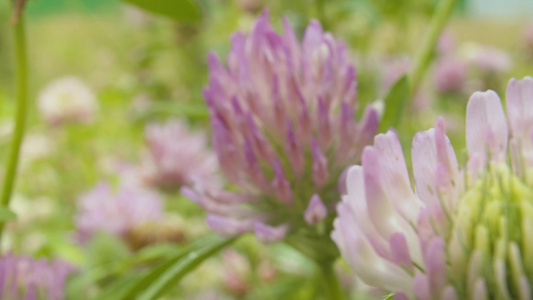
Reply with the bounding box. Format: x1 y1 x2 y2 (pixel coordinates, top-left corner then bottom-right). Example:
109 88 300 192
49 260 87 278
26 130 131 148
333 205 413 294
413 272 431 300
369 131 423 223
311 139 329 187
253 222 288 243
362 144 422 265
506 77 533 165
304 194 328 225
206 215 254 236
302 20 324 55
393 293 409 300
466 90 508 173
412 118 459 209
343 165 390 258
424 237 448 294
390 232 413 272
506 77 533 138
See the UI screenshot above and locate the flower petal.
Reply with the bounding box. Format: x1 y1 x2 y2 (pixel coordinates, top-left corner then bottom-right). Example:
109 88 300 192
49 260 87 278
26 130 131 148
466 90 508 173
506 77 533 164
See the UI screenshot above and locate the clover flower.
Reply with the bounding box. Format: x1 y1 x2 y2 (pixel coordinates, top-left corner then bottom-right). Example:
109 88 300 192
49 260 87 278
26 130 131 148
37 77 98 126
524 23 533 59
182 11 378 250
461 43 512 74
141 119 219 191
433 56 467 93
332 77 533 299
0 253 74 300
75 182 163 243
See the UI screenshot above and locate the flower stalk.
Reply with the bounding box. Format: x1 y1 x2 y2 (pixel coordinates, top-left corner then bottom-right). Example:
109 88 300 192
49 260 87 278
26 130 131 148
0 9 28 240
409 0 458 94
320 261 345 300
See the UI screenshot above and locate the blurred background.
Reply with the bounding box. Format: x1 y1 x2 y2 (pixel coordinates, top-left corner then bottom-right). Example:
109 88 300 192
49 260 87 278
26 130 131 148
1 0 533 298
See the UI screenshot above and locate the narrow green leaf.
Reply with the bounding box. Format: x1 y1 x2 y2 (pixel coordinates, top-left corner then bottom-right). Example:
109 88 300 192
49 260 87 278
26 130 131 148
137 236 236 300
379 75 409 132
113 235 235 300
120 0 201 23
0 207 17 221
98 273 146 300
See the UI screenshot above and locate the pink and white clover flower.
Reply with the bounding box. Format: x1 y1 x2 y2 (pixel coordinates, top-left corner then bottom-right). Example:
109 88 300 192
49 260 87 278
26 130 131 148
333 77 533 299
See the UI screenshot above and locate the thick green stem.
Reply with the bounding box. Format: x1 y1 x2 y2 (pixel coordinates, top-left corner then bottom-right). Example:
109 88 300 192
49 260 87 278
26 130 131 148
409 0 458 94
0 11 28 240
320 261 344 300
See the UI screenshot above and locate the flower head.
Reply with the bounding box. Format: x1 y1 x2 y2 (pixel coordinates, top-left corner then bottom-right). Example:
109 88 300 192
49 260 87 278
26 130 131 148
37 77 98 126
141 119 219 191
183 11 378 247
75 182 163 243
461 43 512 74
433 56 467 93
0 253 74 300
333 77 533 299
524 23 533 55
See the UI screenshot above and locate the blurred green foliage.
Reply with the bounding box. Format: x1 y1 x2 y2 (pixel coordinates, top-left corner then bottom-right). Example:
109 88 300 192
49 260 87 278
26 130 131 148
26 0 116 17
1 0 532 298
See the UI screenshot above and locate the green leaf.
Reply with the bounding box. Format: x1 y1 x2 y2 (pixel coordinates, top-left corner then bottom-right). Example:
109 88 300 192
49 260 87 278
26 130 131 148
67 244 180 300
120 0 201 23
379 75 409 132
0 207 17 221
111 235 237 300
136 236 236 300
96 273 146 300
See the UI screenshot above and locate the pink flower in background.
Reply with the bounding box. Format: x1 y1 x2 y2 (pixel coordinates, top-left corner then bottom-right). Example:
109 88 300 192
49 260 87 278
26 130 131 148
0 254 74 300
183 10 379 244
524 23 533 56
75 182 163 243
436 30 456 55
461 43 512 73
141 119 219 191
37 77 98 126
433 56 467 93
221 250 251 296
333 77 533 299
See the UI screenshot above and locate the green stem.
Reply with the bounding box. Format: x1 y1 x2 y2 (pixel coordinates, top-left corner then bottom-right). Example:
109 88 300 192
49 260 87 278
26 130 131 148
316 0 327 28
409 0 457 94
0 11 28 240
320 261 344 300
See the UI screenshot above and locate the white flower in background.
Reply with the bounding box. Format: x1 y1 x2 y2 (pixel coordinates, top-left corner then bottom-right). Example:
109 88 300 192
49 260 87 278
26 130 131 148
20 133 54 168
38 76 98 125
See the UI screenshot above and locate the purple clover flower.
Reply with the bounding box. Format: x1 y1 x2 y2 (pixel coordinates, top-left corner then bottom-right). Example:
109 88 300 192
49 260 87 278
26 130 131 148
0 253 74 300
183 10 378 248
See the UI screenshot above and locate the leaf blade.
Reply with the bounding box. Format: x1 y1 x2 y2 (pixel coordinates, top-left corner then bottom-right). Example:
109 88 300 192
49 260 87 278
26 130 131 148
120 0 201 23
379 75 409 132
110 235 235 300
137 236 237 300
